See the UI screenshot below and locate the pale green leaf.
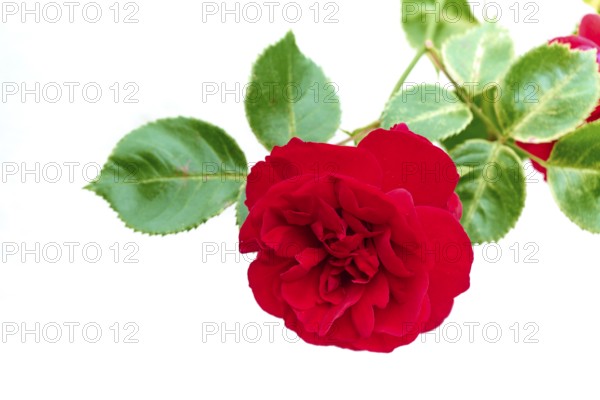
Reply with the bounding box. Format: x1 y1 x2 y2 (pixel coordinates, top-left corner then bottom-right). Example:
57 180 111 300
382 84 472 141
401 0 479 50
451 140 526 243
442 23 514 95
496 43 600 142
548 121 600 232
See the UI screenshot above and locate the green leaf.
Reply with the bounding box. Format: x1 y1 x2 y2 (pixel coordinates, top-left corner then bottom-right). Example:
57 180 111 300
547 122 600 232
441 89 497 151
441 87 530 160
401 0 478 50
441 111 488 151
245 31 341 150
496 43 600 142
451 140 526 243
236 184 249 228
382 84 473 141
442 23 514 96
87 117 247 235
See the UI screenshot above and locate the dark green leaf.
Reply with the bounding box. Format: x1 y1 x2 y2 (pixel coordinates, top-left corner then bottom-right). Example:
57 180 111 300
87 117 247 235
245 31 341 150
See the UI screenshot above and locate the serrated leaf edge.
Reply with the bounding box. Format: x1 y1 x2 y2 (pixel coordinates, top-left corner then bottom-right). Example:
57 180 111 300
85 116 246 236
244 31 341 150
382 85 474 141
452 139 526 244
496 43 600 143
442 23 515 94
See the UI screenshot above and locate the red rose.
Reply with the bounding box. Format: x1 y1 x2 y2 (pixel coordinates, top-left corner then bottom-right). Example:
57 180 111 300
240 124 473 352
517 14 600 179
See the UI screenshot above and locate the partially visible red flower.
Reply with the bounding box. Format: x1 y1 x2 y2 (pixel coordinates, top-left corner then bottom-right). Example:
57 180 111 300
240 124 473 353
515 141 555 177
517 14 600 179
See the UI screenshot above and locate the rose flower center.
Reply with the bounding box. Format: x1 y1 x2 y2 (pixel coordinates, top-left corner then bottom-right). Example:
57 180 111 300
309 209 380 295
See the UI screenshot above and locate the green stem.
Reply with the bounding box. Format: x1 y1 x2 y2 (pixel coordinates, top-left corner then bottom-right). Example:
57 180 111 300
506 140 550 168
425 41 503 140
424 0 443 43
426 41 550 168
341 20 442 147
337 120 380 145
339 5 445 147
389 47 427 100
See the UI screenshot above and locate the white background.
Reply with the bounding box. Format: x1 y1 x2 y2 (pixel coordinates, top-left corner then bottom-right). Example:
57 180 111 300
1 0 599 398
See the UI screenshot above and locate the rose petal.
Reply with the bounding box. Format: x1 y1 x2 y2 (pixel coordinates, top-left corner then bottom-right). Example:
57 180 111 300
280 247 328 282
283 209 314 226
551 36 600 65
317 285 364 336
262 224 318 258
284 309 359 349
358 124 459 208
240 175 314 253
587 105 600 123
374 230 413 278
446 192 463 220
245 138 384 210
281 267 322 310
248 253 292 318
579 14 600 46
386 188 429 246
336 178 398 224
416 206 473 331
515 141 555 180
362 272 390 309
351 299 375 338
373 296 427 337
